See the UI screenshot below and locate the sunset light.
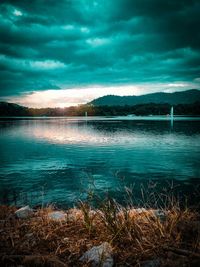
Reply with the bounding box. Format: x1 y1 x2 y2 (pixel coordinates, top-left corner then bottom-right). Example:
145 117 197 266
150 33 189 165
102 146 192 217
0 1 200 266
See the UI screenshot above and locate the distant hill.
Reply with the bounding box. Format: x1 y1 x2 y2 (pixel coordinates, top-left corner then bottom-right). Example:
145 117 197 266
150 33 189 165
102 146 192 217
0 102 29 116
0 89 200 116
90 89 200 106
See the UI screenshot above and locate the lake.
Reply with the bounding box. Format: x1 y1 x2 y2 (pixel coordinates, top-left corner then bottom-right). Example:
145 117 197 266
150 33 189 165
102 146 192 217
0 116 200 207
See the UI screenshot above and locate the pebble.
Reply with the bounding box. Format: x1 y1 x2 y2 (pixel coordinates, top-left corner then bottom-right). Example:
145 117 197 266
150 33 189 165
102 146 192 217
15 206 33 219
80 242 113 267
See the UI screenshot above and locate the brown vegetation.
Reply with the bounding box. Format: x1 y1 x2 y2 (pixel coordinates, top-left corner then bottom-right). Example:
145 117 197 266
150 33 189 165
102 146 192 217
0 201 199 266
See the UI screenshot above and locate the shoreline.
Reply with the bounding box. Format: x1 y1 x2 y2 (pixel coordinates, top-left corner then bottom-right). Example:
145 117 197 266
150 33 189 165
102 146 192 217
1 203 199 266
1 115 200 120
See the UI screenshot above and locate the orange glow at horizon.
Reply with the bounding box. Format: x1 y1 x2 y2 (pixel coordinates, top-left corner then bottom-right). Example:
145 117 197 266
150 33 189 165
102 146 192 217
4 82 195 108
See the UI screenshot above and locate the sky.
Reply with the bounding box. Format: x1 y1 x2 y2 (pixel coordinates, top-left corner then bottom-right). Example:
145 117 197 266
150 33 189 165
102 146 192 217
0 0 200 108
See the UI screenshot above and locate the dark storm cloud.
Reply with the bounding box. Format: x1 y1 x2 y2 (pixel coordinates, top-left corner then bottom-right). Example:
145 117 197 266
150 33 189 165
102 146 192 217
0 0 200 97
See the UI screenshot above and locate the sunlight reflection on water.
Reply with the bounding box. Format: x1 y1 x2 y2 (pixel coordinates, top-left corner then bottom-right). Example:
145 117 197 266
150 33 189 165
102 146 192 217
0 117 200 206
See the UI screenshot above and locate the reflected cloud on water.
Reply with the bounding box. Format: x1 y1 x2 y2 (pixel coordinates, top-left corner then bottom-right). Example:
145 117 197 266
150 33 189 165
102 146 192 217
0 117 200 206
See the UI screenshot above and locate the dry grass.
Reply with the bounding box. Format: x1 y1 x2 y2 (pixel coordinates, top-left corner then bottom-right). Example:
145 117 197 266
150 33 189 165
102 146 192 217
0 199 199 267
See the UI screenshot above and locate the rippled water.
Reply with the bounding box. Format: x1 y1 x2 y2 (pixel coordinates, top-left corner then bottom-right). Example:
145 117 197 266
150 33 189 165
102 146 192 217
0 117 200 207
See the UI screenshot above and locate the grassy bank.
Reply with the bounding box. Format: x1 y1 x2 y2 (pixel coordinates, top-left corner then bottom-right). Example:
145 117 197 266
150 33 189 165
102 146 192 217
0 200 199 267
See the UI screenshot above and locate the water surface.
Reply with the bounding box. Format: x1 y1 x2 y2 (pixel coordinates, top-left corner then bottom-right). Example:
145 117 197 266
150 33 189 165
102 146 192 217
0 116 200 207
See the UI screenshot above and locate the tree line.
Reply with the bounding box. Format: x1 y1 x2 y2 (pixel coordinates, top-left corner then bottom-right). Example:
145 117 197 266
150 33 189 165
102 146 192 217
0 102 200 116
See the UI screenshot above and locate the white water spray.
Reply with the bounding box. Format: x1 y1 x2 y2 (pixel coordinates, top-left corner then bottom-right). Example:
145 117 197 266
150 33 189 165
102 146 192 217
170 106 174 127
170 106 174 119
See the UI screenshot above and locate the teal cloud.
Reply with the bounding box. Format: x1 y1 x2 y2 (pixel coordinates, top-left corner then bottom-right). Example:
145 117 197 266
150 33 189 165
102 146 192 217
0 0 200 97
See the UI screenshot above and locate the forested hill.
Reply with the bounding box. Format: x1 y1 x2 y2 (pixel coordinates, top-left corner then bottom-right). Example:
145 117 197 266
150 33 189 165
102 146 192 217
90 89 200 106
0 102 29 116
0 89 200 116
0 102 200 117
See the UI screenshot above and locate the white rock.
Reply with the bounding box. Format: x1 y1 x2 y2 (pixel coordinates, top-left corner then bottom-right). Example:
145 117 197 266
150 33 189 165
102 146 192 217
89 210 97 217
134 208 147 214
48 211 67 221
15 206 33 219
152 210 167 221
80 242 113 267
25 233 34 238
